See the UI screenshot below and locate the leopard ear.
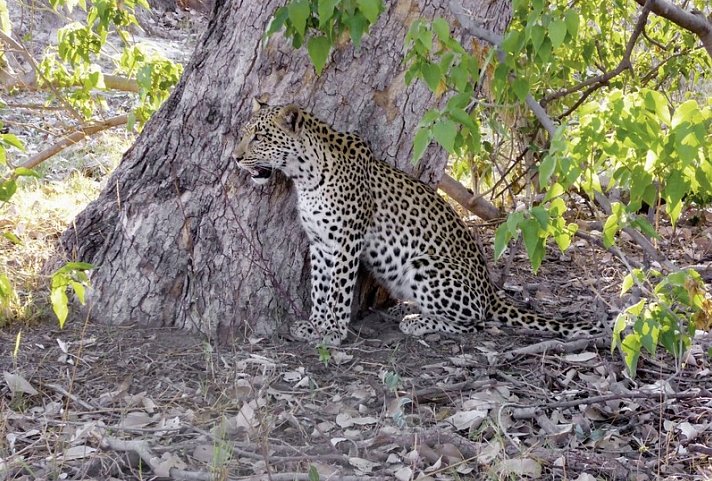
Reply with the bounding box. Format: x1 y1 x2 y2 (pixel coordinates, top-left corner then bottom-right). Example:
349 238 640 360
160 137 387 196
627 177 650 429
278 104 303 136
251 96 269 112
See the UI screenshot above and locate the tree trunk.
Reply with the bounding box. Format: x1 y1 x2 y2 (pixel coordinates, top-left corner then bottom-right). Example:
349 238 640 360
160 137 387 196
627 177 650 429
59 0 512 341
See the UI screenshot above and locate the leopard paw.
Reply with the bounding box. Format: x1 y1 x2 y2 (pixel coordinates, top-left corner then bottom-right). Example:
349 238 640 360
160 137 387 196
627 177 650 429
290 320 322 342
290 320 345 346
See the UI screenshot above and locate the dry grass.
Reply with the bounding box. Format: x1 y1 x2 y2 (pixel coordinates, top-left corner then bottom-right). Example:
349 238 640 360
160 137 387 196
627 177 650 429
0 130 133 326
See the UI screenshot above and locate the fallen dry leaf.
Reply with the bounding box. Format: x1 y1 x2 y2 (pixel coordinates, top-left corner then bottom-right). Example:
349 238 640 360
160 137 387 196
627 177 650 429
3 372 38 396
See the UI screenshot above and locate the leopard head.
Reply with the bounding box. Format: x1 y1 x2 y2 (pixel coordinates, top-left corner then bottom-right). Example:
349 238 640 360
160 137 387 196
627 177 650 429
233 103 307 185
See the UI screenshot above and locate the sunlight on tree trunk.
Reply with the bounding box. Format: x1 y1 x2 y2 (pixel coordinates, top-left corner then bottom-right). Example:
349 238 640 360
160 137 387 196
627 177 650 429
59 0 511 340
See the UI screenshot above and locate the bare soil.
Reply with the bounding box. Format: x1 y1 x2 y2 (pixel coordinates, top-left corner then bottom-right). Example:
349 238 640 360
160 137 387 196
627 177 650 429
2 224 712 481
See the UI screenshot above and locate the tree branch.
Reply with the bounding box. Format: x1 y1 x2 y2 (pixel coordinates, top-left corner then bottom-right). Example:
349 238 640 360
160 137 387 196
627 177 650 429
17 114 128 170
544 1 653 104
633 0 712 58
437 173 501 221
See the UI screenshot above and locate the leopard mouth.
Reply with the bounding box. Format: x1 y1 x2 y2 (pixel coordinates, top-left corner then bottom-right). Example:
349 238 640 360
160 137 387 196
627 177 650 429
244 166 273 184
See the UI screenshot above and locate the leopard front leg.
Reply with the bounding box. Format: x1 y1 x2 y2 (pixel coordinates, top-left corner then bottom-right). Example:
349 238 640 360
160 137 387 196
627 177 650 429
291 239 362 346
290 244 332 342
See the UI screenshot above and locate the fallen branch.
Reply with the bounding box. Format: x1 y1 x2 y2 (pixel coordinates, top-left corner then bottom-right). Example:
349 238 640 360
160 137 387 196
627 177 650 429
17 114 128 170
540 389 704 410
93 431 215 481
503 336 608 359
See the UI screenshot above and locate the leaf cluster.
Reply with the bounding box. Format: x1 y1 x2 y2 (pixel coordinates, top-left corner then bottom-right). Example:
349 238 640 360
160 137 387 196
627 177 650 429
613 268 711 376
266 0 384 74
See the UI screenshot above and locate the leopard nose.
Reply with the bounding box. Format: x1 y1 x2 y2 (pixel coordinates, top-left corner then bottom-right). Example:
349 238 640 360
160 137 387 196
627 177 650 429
233 151 243 162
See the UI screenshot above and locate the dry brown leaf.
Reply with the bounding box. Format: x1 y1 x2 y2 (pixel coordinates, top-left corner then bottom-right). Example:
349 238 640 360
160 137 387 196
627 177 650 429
446 409 487 431
62 445 97 460
394 466 413 481
348 456 379 474
497 457 542 478
3 372 38 396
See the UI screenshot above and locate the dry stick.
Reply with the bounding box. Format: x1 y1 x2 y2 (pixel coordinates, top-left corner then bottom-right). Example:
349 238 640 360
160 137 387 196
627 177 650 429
94 432 214 481
503 336 608 359
539 390 704 410
633 0 712 58
44 382 96 411
16 114 128 170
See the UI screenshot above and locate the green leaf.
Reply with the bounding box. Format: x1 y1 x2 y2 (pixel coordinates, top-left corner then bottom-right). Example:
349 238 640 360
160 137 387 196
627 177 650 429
70 281 87 304
636 317 659 355
1 133 25 151
287 0 311 37
663 170 689 225
432 118 458 153
511 77 529 102
531 206 549 229
51 287 69 328
621 273 635 294
62 261 94 271
602 213 619 248
266 6 289 37
345 12 367 49
307 36 331 74
564 10 579 37
530 25 546 55
501 29 523 54
308 464 320 481
671 99 700 129
620 332 642 377
0 178 17 202
538 155 556 186
447 107 477 133
2 231 22 245
521 218 543 271
432 17 450 42
412 126 430 164
317 0 339 27
494 223 512 260
548 18 567 49
14 167 40 178
543 182 564 202
356 0 382 24
421 62 442 92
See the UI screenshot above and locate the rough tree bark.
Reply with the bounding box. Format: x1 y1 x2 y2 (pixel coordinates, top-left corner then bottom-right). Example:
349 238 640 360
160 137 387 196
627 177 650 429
59 0 512 341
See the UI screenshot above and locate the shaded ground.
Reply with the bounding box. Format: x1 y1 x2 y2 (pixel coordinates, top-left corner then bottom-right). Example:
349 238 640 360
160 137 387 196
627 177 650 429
2 227 712 481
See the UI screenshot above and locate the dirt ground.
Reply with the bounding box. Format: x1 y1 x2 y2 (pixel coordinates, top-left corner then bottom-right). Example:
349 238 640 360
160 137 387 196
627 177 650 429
2 224 712 481
2 3 712 480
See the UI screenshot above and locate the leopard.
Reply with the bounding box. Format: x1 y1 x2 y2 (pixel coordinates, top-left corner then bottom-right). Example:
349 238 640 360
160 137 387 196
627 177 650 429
233 103 596 346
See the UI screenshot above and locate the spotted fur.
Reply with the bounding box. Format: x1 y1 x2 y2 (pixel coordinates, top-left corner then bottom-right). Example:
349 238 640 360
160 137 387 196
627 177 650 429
234 104 591 345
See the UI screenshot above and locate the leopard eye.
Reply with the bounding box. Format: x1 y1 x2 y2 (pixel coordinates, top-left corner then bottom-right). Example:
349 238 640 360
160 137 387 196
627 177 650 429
253 133 265 142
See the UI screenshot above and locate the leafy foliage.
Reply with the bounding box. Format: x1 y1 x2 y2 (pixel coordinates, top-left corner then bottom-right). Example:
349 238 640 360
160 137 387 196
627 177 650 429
50 262 94 328
266 0 385 73
36 0 183 125
612 268 712 377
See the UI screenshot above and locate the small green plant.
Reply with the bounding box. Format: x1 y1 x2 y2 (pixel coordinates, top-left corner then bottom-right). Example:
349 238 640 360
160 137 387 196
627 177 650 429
266 0 385 73
50 262 94 327
316 343 331 366
612 268 712 377
308 464 320 481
